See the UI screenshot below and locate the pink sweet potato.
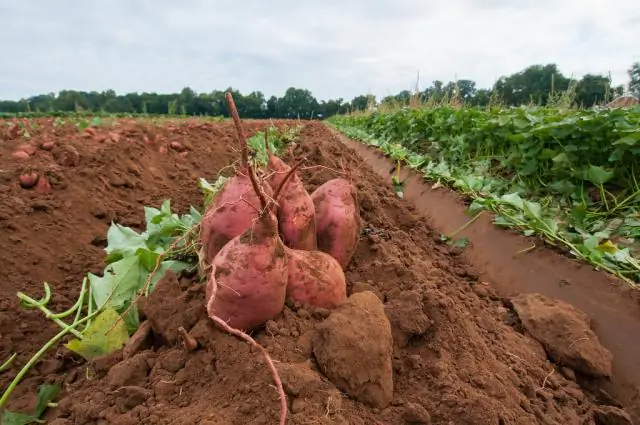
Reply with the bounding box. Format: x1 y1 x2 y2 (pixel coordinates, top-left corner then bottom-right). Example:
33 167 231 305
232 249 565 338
310 178 362 269
200 93 274 261
264 132 290 189
284 246 346 309
206 163 288 331
265 134 317 251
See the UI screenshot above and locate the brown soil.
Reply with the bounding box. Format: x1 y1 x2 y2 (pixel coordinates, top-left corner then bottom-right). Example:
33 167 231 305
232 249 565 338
333 129 640 420
0 119 637 424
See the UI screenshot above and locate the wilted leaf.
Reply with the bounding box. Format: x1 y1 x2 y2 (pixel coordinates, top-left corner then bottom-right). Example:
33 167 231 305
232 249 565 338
65 308 129 360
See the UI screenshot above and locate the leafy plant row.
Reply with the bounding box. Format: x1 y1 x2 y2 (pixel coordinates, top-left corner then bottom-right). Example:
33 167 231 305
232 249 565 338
328 106 640 284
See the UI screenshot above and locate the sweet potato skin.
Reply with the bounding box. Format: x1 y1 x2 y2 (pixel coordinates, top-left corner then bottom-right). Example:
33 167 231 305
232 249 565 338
200 174 274 261
206 213 288 331
311 178 361 269
265 151 317 251
277 179 317 251
284 247 346 309
266 154 290 190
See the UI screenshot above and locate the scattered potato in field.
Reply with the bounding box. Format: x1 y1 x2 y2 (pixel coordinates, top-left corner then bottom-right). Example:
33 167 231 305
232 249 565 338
12 150 30 161
34 176 52 194
19 172 39 189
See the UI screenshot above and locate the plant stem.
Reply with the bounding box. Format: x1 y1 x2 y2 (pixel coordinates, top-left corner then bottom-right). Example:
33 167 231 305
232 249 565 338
0 309 101 410
0 353 17 372
16 291 83 339
448 211 484 238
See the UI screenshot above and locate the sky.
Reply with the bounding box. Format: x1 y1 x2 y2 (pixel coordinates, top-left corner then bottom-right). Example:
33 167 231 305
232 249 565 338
0 0 638 102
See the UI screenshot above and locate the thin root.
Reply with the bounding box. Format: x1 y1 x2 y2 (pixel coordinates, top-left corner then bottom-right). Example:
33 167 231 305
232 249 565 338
208 315 288 425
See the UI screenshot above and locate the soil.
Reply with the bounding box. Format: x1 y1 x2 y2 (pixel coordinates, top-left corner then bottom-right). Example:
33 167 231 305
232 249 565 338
334 129 640 420
0 118 638 424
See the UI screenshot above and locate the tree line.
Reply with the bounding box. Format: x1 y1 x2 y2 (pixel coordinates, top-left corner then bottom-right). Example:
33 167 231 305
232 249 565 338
1 62 638 119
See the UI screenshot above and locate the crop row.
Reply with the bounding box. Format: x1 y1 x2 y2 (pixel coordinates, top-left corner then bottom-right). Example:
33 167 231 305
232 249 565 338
329 106 640 284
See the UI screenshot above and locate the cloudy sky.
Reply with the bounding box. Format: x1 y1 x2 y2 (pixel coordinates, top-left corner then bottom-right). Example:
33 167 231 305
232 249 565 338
0 0 638 102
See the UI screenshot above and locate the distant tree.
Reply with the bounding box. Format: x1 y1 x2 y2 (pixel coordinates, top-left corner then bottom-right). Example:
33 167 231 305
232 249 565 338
469 89 492 107
628 62 640 97
574 74 612 107
350 95 369 111
277 87 319 118
0 62 635 117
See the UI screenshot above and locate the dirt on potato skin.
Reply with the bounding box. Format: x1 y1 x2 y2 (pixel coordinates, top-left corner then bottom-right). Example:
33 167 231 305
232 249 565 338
0 119 634 424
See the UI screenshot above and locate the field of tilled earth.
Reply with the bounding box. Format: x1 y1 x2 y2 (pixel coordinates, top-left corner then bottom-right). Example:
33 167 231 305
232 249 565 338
0 117 637 424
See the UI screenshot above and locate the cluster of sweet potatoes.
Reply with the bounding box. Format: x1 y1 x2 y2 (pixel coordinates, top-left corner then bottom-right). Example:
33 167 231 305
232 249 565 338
200 93 362 331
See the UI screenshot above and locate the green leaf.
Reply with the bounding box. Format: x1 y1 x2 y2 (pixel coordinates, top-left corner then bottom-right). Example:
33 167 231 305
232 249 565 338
135 248 162 271
523 200 542 220
585 165 614 186
88 256 145 311
65 308 129 360
199 176 229 207
500 193 524 210
146 260 192 294
613 135 640 146
34 384 61 417
2 384 61 425
548 180 576 196
1 411 33 425
552 152 570 163
449 237 470 248
105 223 147 263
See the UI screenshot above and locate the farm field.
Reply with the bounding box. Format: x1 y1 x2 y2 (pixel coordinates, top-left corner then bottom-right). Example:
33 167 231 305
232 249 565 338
0 107 639 424
329 106 640 285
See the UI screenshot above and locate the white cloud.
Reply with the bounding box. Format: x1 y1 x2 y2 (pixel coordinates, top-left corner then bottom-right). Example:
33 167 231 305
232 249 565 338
0 0 637 101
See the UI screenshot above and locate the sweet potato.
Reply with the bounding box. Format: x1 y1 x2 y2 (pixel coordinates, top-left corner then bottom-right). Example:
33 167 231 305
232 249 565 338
200 93 274 261
264 132 290 190
311 178 362 269
206 163 288 331
19 172 39 189
265 134 317 251
204 160 290 425
284 246 346 309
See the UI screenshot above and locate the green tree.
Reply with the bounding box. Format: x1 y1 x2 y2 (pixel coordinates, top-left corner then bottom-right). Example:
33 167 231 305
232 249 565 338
574 74 611 107
494 64 570 106
628 62 640 97
350 95 369 111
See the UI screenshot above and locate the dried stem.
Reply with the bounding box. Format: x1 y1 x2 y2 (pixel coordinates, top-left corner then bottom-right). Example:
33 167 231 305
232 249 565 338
273 163 302 201
225 92 249 169
248 162 268 212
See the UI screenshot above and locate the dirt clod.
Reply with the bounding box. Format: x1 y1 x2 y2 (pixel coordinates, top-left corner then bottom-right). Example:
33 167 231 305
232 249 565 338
594 405 633 425
52 145 80 166
122 320 153 359
384 290 432 348
511 293 613 377
107 353 150 388
313 291 394 408
115 386 152 411
403 402 431 424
